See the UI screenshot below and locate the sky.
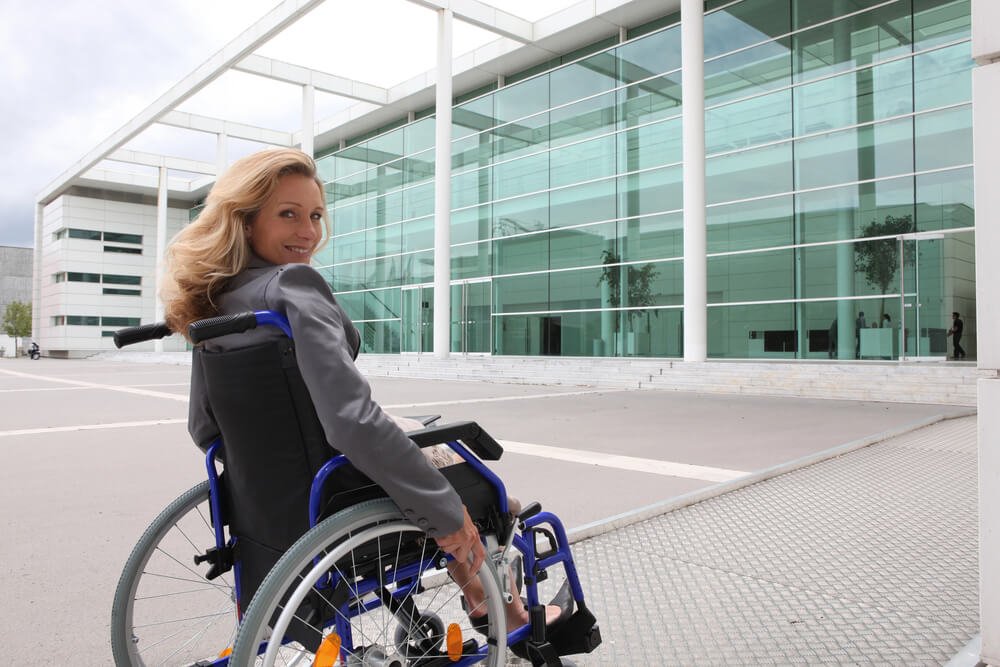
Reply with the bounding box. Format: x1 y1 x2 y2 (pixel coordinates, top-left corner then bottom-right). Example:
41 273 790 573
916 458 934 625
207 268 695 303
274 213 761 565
0 0 574 249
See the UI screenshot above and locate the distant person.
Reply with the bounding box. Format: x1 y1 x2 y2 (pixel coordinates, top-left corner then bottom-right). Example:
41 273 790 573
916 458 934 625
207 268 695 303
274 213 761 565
882 313 892 328
828 318 837 359
855 311 866 358
947 312 966 359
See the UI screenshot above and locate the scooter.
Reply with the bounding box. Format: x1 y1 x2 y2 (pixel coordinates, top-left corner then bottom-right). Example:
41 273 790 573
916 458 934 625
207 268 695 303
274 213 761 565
28 343 40 360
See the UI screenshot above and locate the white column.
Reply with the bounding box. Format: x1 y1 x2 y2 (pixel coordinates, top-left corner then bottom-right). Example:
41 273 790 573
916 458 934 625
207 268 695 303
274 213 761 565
301 83 315 156
31 202 44 346
682 0 706 361
433 8 453 358
154 166 168 352
973 0 1000 660
216 131 228 175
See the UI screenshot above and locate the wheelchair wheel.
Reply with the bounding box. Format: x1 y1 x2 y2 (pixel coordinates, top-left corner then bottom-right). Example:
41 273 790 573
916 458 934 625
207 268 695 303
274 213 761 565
110 481 238 666
230 498 508 666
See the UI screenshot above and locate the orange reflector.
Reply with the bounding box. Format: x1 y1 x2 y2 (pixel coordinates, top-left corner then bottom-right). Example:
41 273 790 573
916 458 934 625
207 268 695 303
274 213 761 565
313 633 341 667
217 646 232 658
447 622 464 662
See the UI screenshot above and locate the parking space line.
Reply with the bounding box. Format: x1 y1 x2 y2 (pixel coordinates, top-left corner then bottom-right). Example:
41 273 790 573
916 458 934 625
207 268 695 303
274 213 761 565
0 386 90 393
498 439 748 482
0 369 189 402
0 418 187 438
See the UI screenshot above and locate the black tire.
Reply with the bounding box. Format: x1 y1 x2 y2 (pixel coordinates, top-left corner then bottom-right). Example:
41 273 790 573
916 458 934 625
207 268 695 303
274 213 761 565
230 498 507 666
110 481 238 666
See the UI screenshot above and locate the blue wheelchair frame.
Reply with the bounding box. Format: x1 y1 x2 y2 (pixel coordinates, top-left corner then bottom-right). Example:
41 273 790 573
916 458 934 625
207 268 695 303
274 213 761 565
196 310 589 665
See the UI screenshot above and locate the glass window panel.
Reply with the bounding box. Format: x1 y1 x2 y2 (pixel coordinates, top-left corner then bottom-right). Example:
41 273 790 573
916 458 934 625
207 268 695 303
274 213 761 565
316 155 336 184
333 201 366 236
365 223 401 258
619 212 683 262
332 152 369 180
915 43 972 112
619 72 682 126
492 116 549 164
493 192 549 237
706 89 792 155
616 24 681 85
453 94 496 139
916 166 974 231
103 274 141 285
793 2 913 83
621 165 683 216
705 0 790 59
403 182 435 219
550 266 604 311
405 117 436 155
795 117 913 190
550 54 619 108
708 195 794 253
368 255 400 288
495 74 550 125
796 175 914 244
332 260 367 292
914 0 970 48
103 232 142 244
914 105 972 171
334 291 365 321
793 0 889 31
403 152 435 185
707 142 793 204
619 259 683 308
494 315 540 355
494 274 548 313
708 248 794 304
550 179 617 229
550 221 617 271
401 250 434 285
68 228 102 240
452 131 493 170
708 302 795 358
333 230 366 264
705 41 791 106
452 168 491 209
451 205 491 245
452 242 491 280
365 288 402 320
494 152 548 200
366 127 405 166
620 117 682 172
550 91 616 147
550 133 616 188
794 58 912 136
494 233 548 275
358 320 401 354
402 216 434 252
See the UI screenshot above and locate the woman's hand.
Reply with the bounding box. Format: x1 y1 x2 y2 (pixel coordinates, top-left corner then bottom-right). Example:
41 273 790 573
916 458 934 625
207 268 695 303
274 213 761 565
434 506 485 575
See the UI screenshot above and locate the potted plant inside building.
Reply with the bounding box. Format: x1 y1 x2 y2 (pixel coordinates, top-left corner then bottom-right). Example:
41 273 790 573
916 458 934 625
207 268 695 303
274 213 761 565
597 250 660 356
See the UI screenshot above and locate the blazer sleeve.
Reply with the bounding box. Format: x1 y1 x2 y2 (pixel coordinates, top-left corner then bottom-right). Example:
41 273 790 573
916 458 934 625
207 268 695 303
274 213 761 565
263 263 465 537
188 347 221 451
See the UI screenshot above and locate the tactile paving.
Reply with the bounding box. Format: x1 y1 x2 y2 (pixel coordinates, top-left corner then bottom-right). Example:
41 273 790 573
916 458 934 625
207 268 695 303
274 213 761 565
556 417 979 665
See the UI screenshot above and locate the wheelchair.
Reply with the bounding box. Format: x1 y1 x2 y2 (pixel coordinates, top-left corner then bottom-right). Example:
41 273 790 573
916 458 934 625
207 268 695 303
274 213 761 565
110 311 601 666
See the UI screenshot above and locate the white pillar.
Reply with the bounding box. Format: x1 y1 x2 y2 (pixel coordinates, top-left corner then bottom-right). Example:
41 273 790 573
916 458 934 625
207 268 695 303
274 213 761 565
31 202 44 346
154 166 168 352
682 0 707 361
301 83 315 156
973 0 1000 660
433 8 453 358
216 131 228 175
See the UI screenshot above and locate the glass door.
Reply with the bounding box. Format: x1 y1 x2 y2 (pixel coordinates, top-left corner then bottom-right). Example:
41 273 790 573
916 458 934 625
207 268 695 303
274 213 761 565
401 284 433 353
900 233 946 360
450 278 492 354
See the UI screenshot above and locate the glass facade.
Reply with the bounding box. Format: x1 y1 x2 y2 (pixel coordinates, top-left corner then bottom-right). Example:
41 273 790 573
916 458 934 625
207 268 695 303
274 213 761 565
314 0 975 360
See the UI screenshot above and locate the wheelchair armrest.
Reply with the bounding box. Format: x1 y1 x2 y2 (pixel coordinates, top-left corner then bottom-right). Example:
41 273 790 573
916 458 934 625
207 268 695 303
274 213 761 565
407 421 504 461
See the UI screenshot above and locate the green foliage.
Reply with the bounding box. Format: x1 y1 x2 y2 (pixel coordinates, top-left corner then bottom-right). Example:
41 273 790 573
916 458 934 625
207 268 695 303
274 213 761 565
597 250 660 333
854 214 914 320
2 301 31 339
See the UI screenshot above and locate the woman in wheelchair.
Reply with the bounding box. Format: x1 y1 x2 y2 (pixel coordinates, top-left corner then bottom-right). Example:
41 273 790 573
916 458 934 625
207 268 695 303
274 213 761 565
137 148 596 665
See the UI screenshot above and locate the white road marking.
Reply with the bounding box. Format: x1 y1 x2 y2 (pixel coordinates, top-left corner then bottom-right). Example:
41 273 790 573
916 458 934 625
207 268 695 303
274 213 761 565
0 369 189 402
498 439 748 482
0 418 187 438
383 388 629 409
0 386 90 393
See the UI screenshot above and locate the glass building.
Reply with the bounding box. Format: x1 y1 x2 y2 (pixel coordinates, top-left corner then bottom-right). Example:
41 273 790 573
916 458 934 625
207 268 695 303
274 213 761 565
313 0 975 361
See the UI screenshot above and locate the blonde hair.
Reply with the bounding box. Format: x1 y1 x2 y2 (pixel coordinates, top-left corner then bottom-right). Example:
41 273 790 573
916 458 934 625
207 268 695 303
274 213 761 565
161 148 329 338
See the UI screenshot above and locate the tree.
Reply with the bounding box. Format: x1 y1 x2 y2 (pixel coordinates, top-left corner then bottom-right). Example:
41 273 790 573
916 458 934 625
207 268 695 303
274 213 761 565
2 301 32 355
854 214 914 321
597 251 660 350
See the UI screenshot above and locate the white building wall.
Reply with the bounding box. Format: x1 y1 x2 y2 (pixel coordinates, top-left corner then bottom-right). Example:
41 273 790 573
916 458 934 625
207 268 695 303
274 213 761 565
973 0 1000 661
39 194 189 355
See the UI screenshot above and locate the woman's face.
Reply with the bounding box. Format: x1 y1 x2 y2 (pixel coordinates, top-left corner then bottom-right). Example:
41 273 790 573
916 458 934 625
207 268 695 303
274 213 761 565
248 174 324 265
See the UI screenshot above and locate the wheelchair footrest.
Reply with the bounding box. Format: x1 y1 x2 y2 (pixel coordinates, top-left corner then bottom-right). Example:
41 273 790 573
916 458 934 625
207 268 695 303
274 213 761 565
548 605 603 656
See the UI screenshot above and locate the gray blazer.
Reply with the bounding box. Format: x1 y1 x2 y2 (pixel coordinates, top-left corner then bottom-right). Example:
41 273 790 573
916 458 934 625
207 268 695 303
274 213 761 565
187 255 465 537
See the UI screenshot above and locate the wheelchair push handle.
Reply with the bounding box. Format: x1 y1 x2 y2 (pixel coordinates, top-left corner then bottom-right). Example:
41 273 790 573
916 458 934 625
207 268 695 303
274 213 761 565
188 312 259 343
113 322 173 349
